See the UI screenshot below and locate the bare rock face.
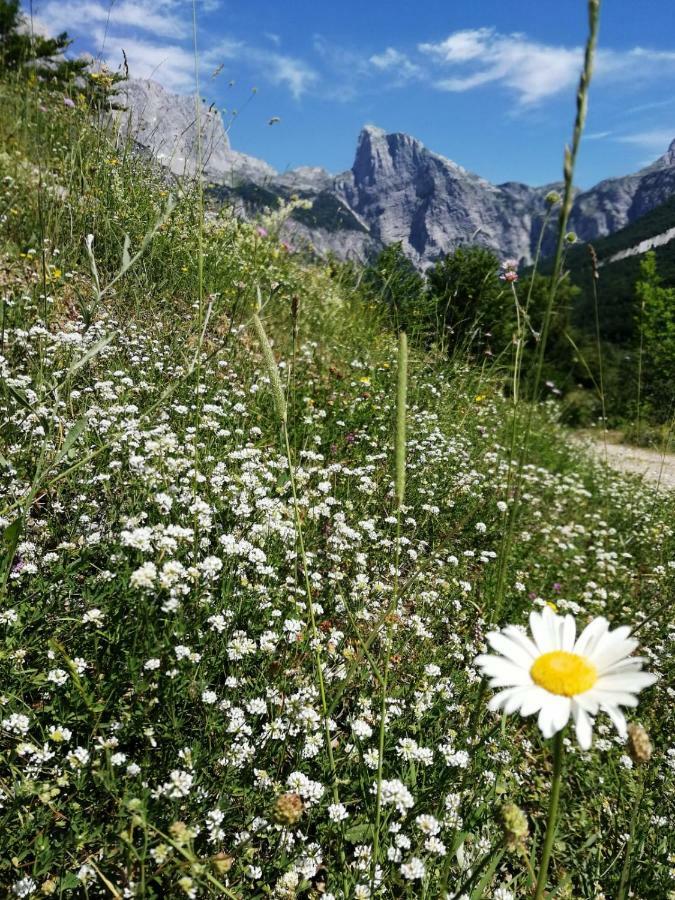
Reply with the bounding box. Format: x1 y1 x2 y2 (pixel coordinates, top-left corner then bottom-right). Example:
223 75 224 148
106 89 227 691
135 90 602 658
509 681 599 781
341 125 675 265
117 78 675 267
339 125 560 266
569 141 675 241
114 78 275 182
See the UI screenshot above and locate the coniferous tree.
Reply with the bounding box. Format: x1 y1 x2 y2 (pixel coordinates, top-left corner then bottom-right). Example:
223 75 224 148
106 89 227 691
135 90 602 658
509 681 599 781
0 0 87 81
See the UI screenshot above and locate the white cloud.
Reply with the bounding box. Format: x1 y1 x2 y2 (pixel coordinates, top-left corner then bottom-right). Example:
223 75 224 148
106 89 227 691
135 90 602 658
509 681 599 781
615 129 675 152
37 0 190 41
417 28 675 107
34 0 317 100
369 47 421 80
205 41 318 99
419 28 582 105
95 29 197 91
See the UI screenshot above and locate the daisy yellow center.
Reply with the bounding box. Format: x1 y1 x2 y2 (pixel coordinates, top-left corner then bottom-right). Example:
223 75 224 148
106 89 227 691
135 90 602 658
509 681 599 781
530 651 597 697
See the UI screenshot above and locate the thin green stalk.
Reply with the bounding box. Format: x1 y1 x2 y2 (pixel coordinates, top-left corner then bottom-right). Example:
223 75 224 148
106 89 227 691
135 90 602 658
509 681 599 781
589 245 608 463
532 0 600 402
616 774 646 900
635 289 645 445
395 331 408 507
493 0 601 619
534 730 565 900
191 0 206 565
491 205 553 620
372 330 407 887
250 303 341 822
282 422 339 799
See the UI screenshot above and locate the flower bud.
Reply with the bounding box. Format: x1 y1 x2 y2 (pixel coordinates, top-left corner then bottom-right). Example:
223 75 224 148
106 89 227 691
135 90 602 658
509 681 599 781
627 723 653 765
169 821 192 844
500 802 529 851
212 852 234 874
272 792 304 826
545 191 561 206
565 231 577 244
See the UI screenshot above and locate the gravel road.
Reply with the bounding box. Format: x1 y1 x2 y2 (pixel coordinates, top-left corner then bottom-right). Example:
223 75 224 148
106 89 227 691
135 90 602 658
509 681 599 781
574 434 675 491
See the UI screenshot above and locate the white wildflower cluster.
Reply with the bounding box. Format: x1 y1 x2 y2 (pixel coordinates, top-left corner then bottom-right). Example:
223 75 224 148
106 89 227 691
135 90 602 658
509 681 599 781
1 310 669 897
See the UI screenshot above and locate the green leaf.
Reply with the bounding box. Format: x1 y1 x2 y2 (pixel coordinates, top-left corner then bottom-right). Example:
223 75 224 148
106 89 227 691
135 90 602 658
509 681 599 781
62 334 115 382
6 383 32 410
1 516 22 587
55 415 88 464
469 850 504 899
343 823 371 844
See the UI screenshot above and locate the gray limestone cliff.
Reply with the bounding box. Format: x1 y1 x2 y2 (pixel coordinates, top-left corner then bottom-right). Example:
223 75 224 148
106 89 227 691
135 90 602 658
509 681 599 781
116 78 675 267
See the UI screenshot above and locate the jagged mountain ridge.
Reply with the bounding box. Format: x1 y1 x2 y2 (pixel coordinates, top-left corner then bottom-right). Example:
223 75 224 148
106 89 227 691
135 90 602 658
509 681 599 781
116 78 675 267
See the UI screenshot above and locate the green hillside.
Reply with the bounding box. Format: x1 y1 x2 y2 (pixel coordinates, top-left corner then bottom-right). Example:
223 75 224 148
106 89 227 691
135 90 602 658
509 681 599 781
1 27 674 900
545 194 675 344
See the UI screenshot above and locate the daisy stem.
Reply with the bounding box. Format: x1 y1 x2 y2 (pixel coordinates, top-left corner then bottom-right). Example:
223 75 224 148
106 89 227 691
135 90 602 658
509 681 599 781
534 729 565 900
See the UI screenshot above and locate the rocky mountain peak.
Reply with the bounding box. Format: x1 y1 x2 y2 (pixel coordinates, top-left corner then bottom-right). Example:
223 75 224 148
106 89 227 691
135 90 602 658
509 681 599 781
114 77 275 182
352 125 429 186
118 78 675 268
662 138 675 167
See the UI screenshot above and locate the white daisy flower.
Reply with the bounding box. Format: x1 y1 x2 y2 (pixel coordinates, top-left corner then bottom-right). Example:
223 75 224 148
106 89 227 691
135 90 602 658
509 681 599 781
476 607 657 749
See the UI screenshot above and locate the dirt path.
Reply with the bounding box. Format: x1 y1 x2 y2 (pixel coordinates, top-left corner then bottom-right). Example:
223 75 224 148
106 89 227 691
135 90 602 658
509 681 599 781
573 433 675 490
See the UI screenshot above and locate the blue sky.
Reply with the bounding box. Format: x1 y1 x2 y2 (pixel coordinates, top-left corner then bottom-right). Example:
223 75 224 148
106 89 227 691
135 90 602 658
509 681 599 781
33 0 675 187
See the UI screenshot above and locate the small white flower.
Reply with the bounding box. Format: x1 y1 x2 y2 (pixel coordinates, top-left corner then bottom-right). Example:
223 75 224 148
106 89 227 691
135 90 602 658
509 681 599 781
352 718 373 739
12 876 38 897
415 814 440 835
47 668 69 686
130 562 157 589
327 802 349 822
400 856 425 880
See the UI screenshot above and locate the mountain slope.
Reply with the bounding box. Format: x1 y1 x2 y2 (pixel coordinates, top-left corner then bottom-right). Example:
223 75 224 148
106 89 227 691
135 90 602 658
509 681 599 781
548 192 675 344
117 78 675 268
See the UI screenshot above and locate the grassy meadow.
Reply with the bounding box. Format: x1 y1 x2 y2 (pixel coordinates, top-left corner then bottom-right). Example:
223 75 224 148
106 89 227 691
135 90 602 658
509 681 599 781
1 17 675 900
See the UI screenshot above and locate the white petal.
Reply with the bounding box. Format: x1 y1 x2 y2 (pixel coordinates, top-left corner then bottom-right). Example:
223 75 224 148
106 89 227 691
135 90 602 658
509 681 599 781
591 636 640 672
572 701 593 750
504 688 534 715
502 625 540 660
530 609 559 654
487 687 523 712
551 696 572 733
594 672 658 693
574 692 600 715
538 696 571 738
591 689 640 707
603 705 627 738
601 656 648 676
488 686 536 715
487 632 537 668
537 704 555 738
574 617 609 656
519 686 549 717
476 655 532 687
561 615 576 652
